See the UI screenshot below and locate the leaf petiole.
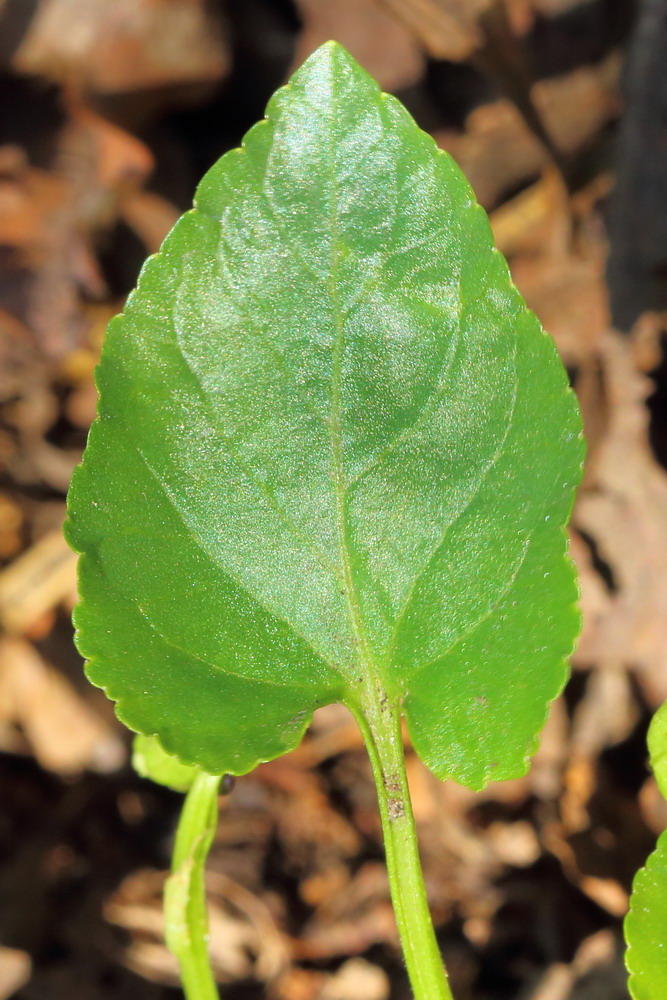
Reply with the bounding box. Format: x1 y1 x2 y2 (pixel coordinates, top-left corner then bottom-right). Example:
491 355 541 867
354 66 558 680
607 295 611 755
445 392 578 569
351 695 454 1000
165 771 222 1000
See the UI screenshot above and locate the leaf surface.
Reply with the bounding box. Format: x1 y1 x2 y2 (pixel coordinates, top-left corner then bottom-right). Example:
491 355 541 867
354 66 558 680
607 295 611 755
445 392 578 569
66 41 583 788
626 829 667 999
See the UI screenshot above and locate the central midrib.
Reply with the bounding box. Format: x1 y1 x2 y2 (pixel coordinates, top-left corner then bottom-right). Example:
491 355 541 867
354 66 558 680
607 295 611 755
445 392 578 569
326 101 386 707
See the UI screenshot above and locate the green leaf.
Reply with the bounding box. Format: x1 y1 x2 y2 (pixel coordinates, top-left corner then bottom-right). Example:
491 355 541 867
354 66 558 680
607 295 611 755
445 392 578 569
624 702 667 999
65 41 583 790
648 702 667 799
132 734 203 792
625 829 667 1000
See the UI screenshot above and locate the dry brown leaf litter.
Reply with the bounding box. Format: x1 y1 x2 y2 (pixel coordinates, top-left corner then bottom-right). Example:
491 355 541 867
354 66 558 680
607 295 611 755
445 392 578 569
0 2 661 999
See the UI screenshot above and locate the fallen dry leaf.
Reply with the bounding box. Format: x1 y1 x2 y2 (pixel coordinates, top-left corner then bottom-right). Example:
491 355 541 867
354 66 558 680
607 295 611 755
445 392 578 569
318 958 389 1000
525 928 618 1000
0 636 123 774
0 528 76 635
0 947 30 1000
440 54 620 207
573 326 667 706
105 867 289 986
13 0 229 93
294 0 423 90
374 0 492 61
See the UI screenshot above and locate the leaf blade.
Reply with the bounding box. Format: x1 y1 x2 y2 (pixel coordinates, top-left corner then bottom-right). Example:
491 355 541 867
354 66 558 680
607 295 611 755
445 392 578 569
66 41 583 785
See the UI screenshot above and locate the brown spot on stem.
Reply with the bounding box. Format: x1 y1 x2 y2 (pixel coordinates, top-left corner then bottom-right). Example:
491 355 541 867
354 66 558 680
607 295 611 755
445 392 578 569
388 797 405 821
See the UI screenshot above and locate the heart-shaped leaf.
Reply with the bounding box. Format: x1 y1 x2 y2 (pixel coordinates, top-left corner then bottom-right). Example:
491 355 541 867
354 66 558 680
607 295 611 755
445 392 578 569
66 42 582 790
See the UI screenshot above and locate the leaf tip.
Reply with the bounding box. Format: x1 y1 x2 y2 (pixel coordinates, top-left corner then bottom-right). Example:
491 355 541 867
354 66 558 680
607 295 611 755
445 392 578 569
302 39 358 69
291 40 373 95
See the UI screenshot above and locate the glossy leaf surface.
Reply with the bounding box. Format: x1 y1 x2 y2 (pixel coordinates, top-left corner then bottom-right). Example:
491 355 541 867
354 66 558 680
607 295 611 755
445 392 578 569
66 42 582 789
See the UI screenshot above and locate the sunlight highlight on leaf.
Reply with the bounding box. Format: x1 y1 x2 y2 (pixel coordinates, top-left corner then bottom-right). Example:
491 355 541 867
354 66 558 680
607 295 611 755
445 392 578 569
66 41 583 789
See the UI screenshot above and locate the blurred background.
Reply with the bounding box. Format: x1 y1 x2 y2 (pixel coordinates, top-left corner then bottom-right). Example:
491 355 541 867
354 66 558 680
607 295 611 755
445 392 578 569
1 1 667 998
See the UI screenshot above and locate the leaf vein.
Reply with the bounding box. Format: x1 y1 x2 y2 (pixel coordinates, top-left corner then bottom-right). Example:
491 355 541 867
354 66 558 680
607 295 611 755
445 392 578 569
128 436 337 673
259 174 326 282
385 352 519 658
408 532 534 677
212 232 330 433
169 305 338 576
339 219 456 324
344 296 462 491
132 598 320 693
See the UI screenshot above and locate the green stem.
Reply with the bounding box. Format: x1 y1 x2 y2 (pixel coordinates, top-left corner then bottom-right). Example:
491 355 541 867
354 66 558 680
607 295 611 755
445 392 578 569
351 696 454 1000
165 772 222 1000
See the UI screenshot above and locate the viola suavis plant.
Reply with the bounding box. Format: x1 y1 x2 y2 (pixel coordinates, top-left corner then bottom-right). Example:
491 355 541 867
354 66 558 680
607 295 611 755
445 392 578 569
625 702 667 1000
66 42 584 1000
